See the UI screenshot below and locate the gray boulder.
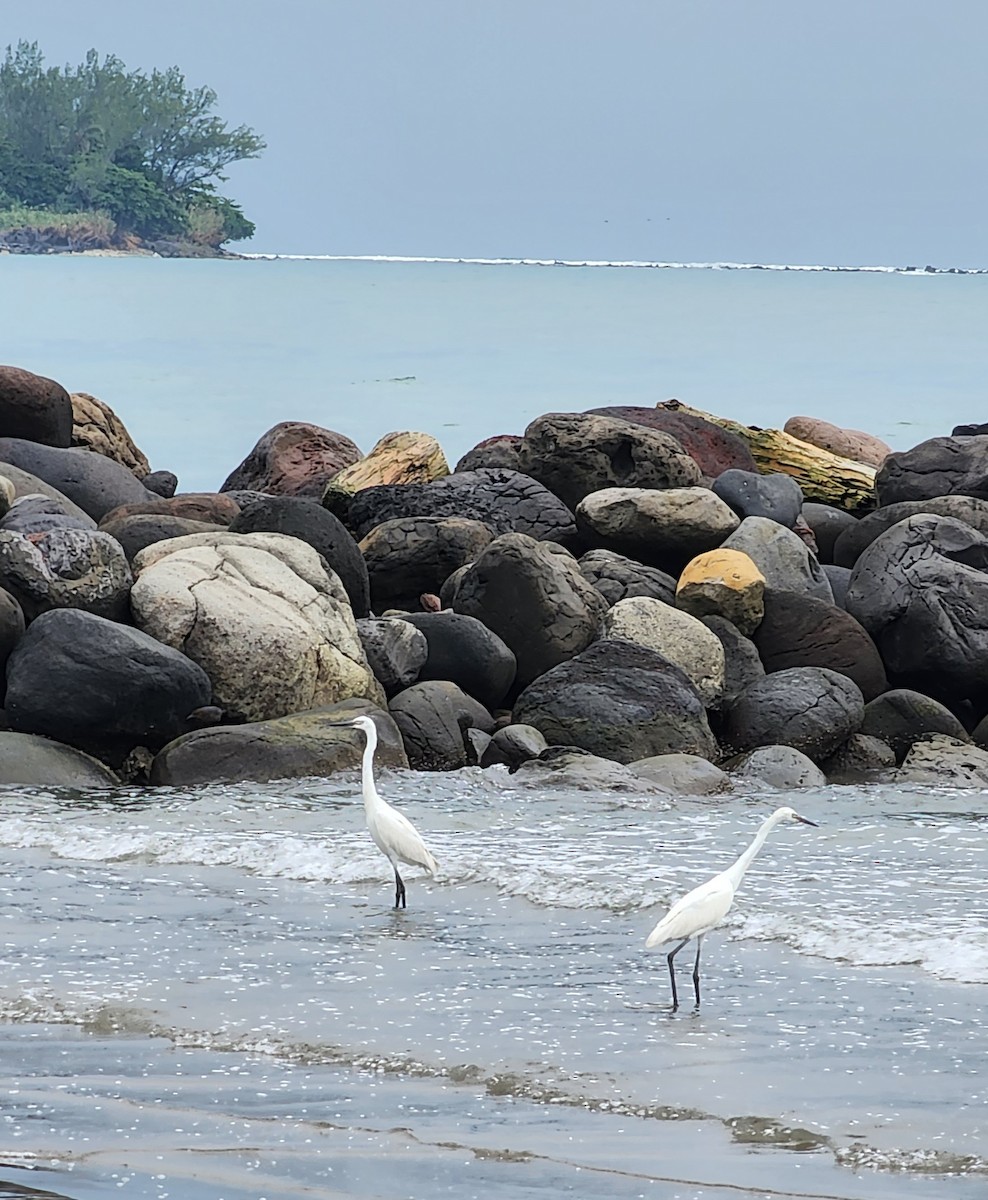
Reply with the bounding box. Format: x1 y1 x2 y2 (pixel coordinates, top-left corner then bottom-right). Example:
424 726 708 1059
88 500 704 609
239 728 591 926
513 638 718 764
629 753 731 795
833 495 988 567
1 494 96 536
360 517 493 614
398 612 516 710
452 532 607 691
875 436 988 506
726 745 827 790
0 437 159 520
98 513 220 562
454 435 523 474
721 667 865 762
823 563 852 608
713 469 804 527
576 486 738 569
0 585 25 681
896 734 988 786
0 528 133 621
752 590 887 702
347 467 578 546
479 722 548 769
845 514 988 700
821 734 897 782
512 747 670 793
722 516 833 602
517 412 702 510
389 680 494 770
357 617 428 696
859 688 969 761
5 608 212 764
801 502 859 564
0 462 100 522
602 596 725 706
150 699 407 786
577 549 677 607
0 730 119 787
142 470 178 497
700 615 766 703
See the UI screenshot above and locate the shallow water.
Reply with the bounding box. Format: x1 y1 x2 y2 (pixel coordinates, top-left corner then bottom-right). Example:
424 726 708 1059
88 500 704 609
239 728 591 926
1 773 985 1197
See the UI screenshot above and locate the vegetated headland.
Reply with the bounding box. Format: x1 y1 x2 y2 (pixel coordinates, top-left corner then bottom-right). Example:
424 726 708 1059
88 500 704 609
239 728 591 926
0 41 263 258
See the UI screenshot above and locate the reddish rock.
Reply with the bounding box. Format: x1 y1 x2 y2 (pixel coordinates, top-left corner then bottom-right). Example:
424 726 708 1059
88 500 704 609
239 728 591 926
588 404 757 477
99 493 241 528
0 365 73 447
220 421 361 498
784 416 891 468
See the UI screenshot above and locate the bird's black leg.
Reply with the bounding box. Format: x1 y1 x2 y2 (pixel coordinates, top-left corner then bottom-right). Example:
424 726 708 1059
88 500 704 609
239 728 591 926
666 937 690 1011
692 935 702 1007
394 868 406 909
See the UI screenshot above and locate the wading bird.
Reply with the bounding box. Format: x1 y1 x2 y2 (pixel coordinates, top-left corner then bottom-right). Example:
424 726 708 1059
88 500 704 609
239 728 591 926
645 806 817 1010
345 714 438 908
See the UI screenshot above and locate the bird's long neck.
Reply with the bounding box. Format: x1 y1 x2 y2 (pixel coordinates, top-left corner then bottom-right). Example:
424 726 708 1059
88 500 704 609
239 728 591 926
360 722 381 809
724 811 785 890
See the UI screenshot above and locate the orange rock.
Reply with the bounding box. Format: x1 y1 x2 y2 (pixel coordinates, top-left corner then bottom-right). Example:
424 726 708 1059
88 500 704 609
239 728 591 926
676 548 766 635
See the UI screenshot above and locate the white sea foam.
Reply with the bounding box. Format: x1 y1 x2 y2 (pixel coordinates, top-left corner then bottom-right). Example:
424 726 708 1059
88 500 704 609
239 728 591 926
240 252 988 275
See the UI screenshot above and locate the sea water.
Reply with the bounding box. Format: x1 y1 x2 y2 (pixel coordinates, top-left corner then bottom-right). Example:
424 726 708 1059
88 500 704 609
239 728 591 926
2 255 988 490
1 256 987 1198
0 777 986 1198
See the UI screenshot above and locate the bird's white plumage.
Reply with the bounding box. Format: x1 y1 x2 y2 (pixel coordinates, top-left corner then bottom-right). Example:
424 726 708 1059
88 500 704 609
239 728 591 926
644 872 735 948
645 805 817 1007
348 715 437 904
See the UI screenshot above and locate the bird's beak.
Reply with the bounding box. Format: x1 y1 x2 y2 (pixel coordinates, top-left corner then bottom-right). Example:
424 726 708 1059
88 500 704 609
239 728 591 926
795 814 818 827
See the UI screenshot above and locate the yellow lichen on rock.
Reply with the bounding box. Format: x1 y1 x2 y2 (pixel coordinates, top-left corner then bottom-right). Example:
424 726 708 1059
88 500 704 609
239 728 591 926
676 548 766 635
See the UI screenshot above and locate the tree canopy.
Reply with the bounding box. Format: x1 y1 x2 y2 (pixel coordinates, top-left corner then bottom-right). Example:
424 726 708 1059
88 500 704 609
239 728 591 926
0 41 264 249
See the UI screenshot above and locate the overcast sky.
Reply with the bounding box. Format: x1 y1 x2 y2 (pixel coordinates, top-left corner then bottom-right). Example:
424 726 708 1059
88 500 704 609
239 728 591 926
13 1 988 266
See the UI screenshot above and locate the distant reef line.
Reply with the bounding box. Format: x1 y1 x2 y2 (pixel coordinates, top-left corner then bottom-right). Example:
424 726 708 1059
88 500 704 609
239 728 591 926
241 253 988 275
3 231 985 273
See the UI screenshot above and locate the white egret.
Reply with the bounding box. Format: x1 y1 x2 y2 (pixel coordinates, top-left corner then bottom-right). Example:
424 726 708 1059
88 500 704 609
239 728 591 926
645 806 817 1010
344 714 438 908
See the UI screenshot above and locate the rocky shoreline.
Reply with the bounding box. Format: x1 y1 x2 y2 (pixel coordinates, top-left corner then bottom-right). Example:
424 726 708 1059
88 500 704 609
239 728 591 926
3 360 988 795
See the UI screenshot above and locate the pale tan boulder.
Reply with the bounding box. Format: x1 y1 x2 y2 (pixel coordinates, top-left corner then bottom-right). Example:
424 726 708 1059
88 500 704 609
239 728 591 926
0 474 13 516
576 485 739 563
783 416 891 469
327 431 449 496
71 392 152 478
131 531 384 721
676 548 766 635
602 595 725 706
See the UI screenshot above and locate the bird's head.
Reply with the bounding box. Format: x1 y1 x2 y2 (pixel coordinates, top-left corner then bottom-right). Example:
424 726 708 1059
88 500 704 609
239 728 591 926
777 806 818 827
346 714 378 736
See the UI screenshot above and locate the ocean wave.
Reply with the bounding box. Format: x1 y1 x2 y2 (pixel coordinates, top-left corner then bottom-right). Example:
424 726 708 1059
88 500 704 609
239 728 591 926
240 252 988 275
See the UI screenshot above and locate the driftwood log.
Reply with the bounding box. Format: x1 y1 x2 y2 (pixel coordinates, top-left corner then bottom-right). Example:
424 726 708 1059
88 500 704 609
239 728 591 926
657 399 877 514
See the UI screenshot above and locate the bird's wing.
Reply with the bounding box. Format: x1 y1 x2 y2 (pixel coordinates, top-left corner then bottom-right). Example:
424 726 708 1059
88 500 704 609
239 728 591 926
371 804 438 874
645 873 734 948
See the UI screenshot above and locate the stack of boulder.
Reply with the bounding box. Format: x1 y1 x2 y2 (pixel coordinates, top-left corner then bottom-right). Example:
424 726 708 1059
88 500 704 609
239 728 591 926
4 360 988 794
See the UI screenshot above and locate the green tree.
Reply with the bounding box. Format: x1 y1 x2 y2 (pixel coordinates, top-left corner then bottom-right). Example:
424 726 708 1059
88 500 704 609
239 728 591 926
0 41 264 246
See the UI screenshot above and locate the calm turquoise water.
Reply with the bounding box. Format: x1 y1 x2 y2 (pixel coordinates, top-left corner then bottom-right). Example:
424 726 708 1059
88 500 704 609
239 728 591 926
3 256 987 490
